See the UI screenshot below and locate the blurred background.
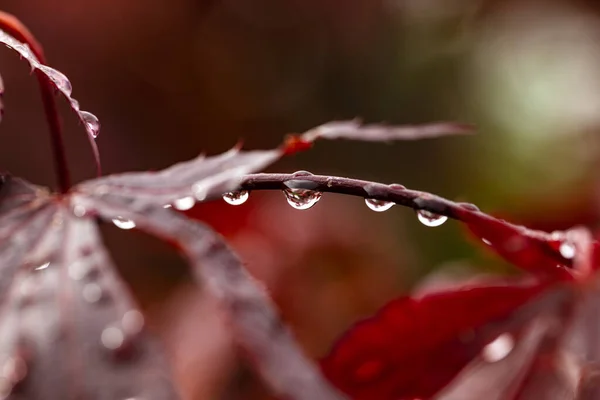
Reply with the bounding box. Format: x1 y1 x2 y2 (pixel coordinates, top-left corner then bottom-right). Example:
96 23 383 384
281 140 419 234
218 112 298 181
1 0 600 398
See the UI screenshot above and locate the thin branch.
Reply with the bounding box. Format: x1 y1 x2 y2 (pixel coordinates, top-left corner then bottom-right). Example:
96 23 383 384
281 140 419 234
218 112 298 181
240 173 588 279
0 12 70 192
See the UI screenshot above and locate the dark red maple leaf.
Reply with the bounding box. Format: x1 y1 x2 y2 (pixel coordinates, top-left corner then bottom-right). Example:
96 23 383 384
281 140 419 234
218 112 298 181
319 197 600 398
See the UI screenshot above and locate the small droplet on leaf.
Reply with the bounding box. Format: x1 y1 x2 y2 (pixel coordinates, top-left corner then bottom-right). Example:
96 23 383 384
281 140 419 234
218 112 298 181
72 204 87 218
112 217 136 230
223 190 249 206
82 283 104 304
101 326 125 351
173 196 195 211
482 238 492 245
482 333 514 362
80 111 100 139
559 241 576 259
283 188 322 210
417 210 448 227
364 198 394 212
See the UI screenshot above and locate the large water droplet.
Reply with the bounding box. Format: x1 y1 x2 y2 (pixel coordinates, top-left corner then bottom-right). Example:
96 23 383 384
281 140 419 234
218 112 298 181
82 283 104 304
365 198 394 212
101 326 124 350
283 188 322 210
80 111 100 138
38 65 72 96
482 333 514 362
559 241 576 259
112 217 136 230
417 210 448 227
122 310 144 335
173 196 195 211
223 190 249 206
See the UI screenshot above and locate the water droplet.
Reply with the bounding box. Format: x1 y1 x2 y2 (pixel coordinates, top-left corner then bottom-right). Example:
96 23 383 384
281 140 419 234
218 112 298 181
112 217 136 230
72 204 87 218
482 238 492 245
389 183 406 190
163 204 172 209
80 111 100 138
283 188 322 210
82 283 103 304
417 210 448 227
122 310 144 335
459 202 480 212
559 241 576 259
292 170 313 177
223 190 249 206
173 196 195 211
101 326 124 350
364 198 394 212
34 262 50 271
38 65 72 96
482 333 514 362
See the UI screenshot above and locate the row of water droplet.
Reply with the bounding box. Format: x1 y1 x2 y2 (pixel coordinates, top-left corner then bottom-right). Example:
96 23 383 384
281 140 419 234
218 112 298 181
0 30 101 139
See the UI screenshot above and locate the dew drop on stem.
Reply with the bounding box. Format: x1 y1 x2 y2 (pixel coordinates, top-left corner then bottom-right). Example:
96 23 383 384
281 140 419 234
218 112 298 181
364 198 394 212
417 210 448 227
80 111 100 139
283 188 322 210
223 190 249 206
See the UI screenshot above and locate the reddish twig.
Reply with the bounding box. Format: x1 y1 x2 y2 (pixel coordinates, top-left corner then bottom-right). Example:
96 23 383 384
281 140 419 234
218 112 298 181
240 173 593 279
0 12 71 192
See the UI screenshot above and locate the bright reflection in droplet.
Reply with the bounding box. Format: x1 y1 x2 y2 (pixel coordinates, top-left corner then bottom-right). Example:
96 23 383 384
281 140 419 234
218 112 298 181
482 238 492 245
364 198 394 212
559 241 576 259
283 188 322 210
112 217 136 230
34 262 50 271
417 210 448 227
482 333 514 362
173 196 195 211
223 190 249 206
101 326 124 350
